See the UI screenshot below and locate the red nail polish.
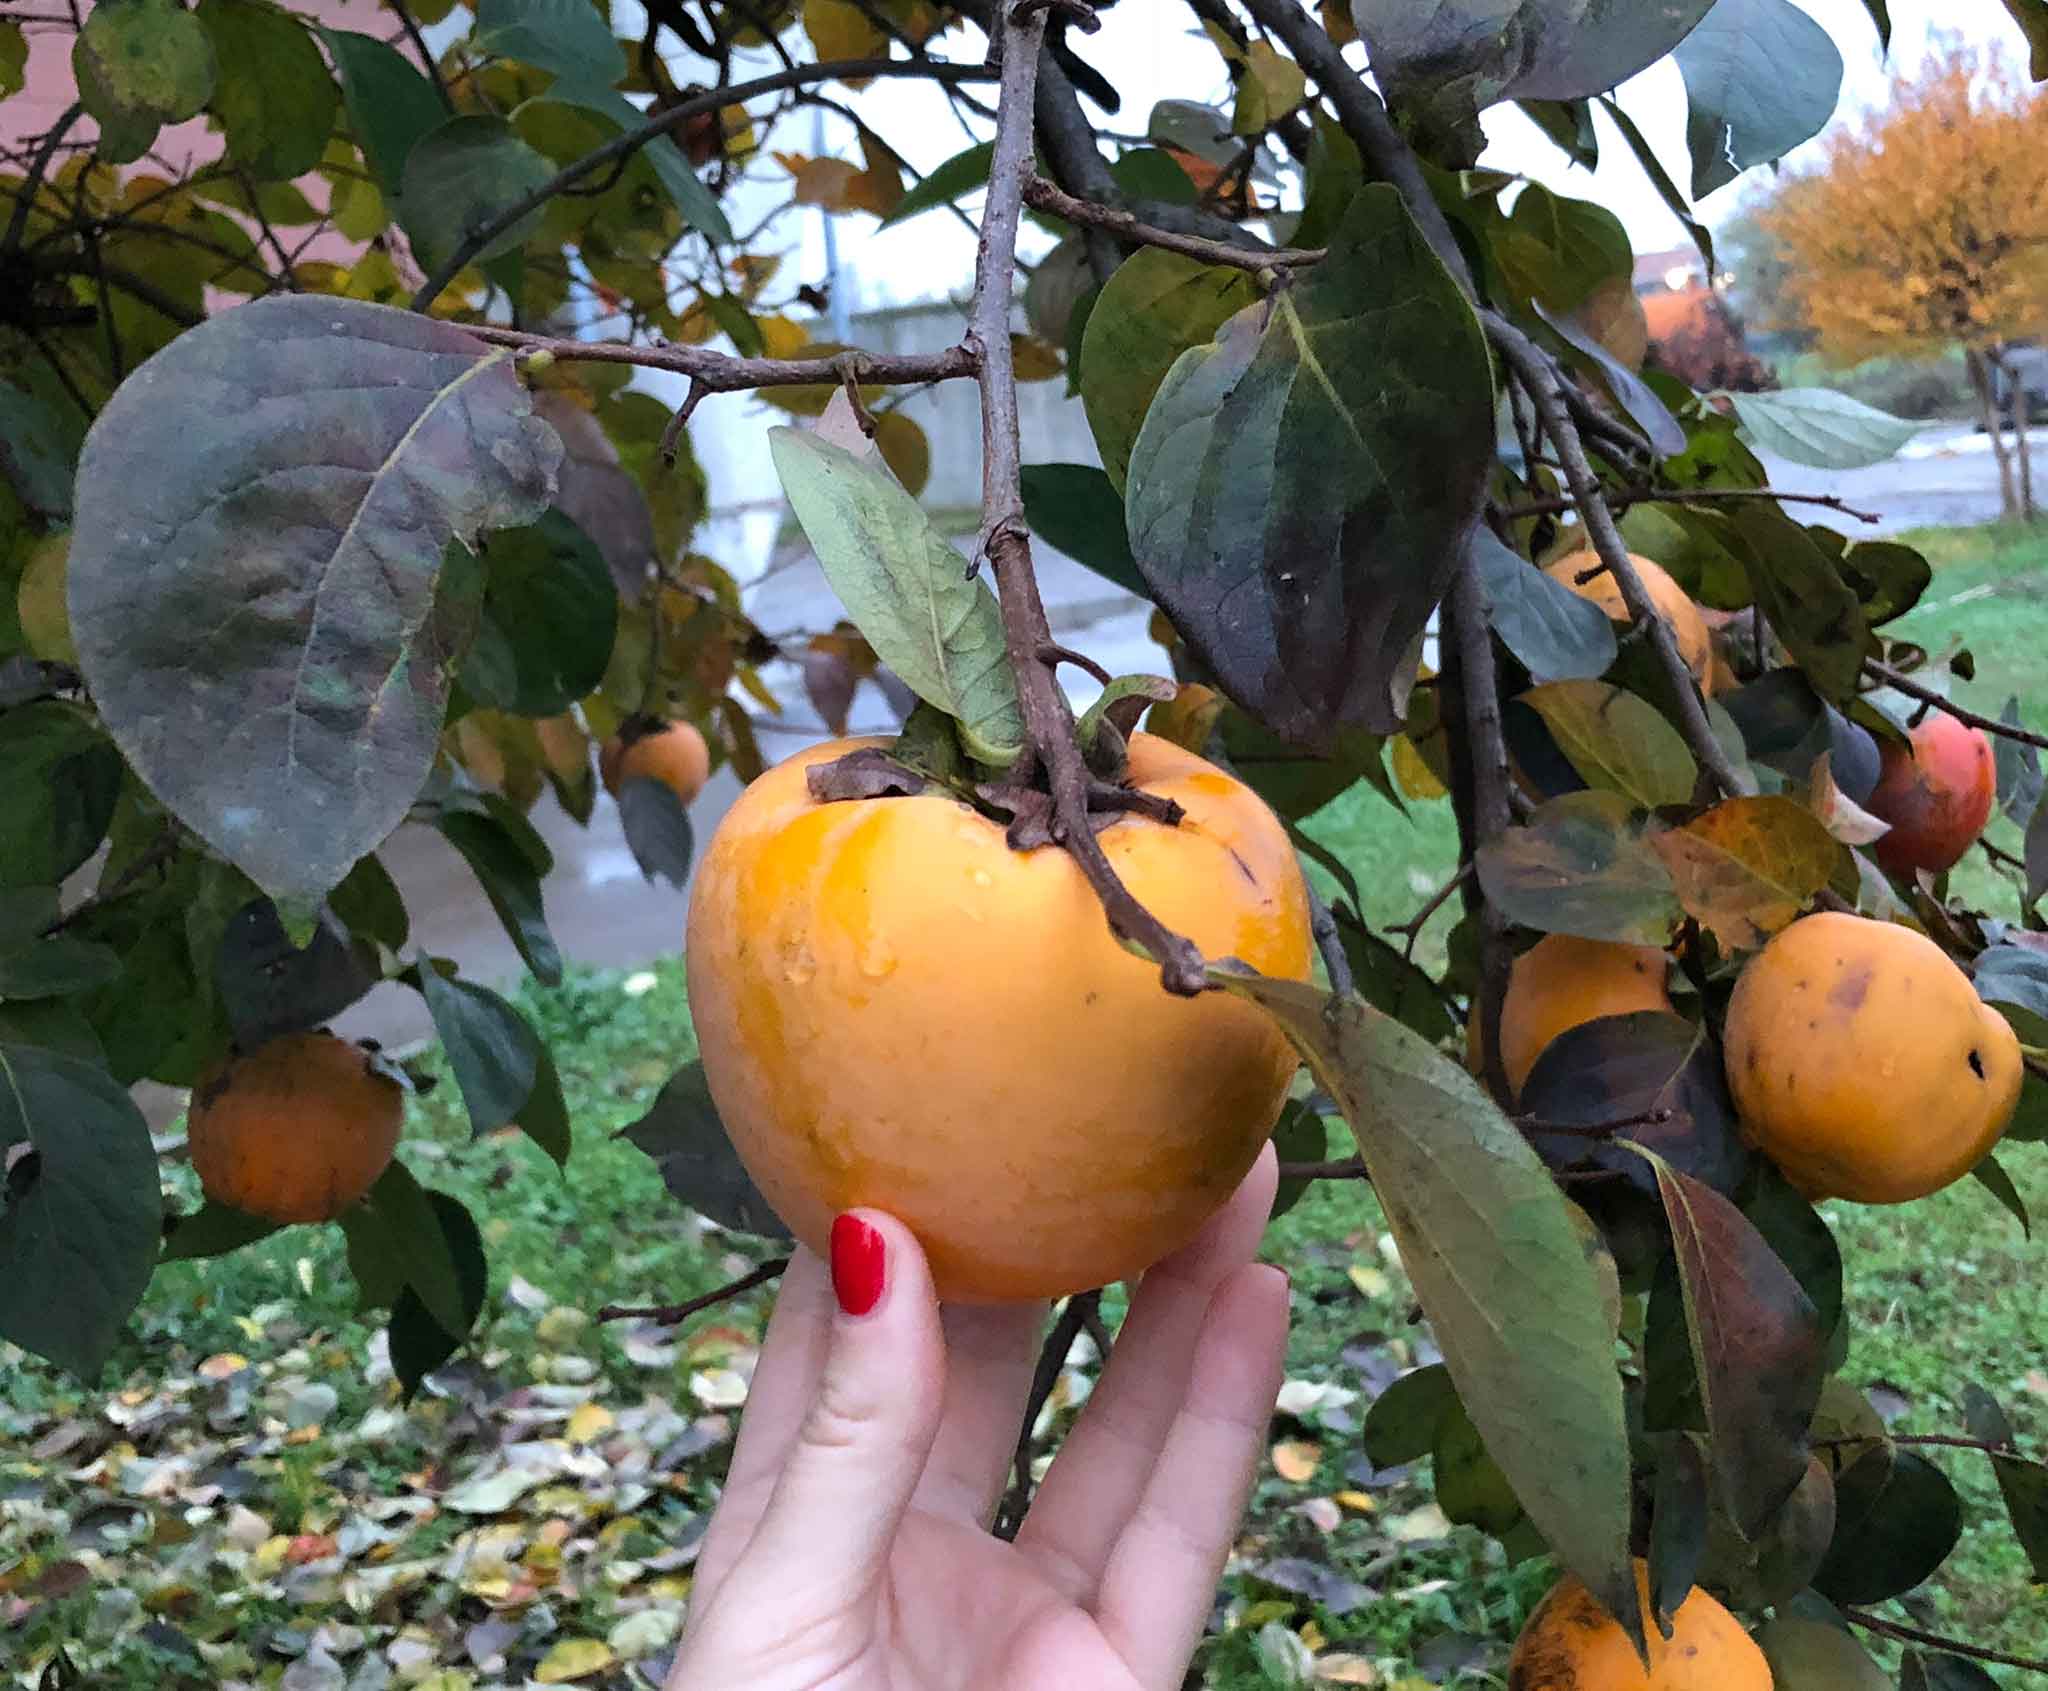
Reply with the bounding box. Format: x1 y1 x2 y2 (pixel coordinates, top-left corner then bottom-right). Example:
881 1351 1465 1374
830 1214 886 1316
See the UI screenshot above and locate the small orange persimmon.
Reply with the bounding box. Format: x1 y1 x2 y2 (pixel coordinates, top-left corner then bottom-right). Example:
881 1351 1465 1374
1544 551 1712 685
684 734 1315 1302
1470 934 1673 1100
188 1032 403 1224
601 719 711 805
1508 1561 1770 1691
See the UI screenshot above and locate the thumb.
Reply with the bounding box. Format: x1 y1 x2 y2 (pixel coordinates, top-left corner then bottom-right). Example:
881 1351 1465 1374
731 1210 947 1608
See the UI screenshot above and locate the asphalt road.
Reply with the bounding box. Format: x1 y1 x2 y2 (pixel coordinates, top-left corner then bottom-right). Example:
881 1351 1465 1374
280 418 2047 1064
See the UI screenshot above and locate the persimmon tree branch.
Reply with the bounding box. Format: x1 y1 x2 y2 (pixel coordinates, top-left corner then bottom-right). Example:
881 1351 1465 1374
971 1 1207 997
1865 658 2048 750
1500 485 1883 526
388 0 457 114
596 1256 789 1326
994 1289 1100 1539
1490 318 1749 799
410 57 1000 311
1842 1609 2048 1675
1022 175 1314 270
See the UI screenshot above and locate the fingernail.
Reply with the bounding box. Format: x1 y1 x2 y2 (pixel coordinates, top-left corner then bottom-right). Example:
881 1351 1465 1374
830 1213 886 1317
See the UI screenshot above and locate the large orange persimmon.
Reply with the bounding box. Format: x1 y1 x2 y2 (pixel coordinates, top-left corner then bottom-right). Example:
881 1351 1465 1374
685 734 1314 1302
188 1032 404 1224
1471 934 1673 1100
1544 551 1711 685
1724 912 2021 1202
1864 710 1995 878
601 719 711 804
1509 1562 1770 1691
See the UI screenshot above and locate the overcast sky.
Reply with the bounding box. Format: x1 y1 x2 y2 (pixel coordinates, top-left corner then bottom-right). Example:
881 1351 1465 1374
736 0 2028 312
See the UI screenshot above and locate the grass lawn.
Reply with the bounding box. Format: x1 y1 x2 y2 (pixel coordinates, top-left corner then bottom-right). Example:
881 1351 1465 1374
3 522 2046 1688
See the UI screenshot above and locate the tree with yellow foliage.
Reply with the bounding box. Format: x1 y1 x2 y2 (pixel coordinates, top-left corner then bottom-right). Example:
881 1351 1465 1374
1761 44 2048 518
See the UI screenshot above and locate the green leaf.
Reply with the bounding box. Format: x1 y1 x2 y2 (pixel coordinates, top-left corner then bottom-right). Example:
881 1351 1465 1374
400 114 556 272
1019 462 1146 599
213 900 376 1047
1964 1385 2048 1579
1518 98 1599 170
330 853 410 952
1078 248 1257 493
516 1040 571 1169
355 1159 470 1340
196 0 338 181
2003 0 2048 78
1729 389 1921 469
1674 0 1844 198
0 379 85 522
1902 1653 2003 1691
879 139 994 227
1475 790 1681 945
0 935 121 1001
1718 505 1872 704
1971 1152 2030 1237
1535 298 1686 459
1634 1146 1826 1538
0 1042 160 1378
617 777 695 887
320 27 447 199
1521 680 1697 809
434 808 562 983
473 0 624 85
532 393 660 598
1268 1097 1328 1222
1836 539 1930 626
1859 0 1893 50
0 703 122 891
387 1190 487 1397
161 1198 282 1262
0 22 25 98
67 296 561 911
1595 96 1714 276
73 0 217 164
459 511 618 717
624 1060 788 1237
1127 187 1494 746
768 429 1024 766
1494 183 1632 314
535 83 732 245
1109 147 1198 206
1363 1362 1459 1466
1813 1447 1962 1604
1743 1167 1845 1363
1293 113 1362 249
1209 971 1640 1653
1647 1433 1709 1627
1332 904 1456 1045
416 967 542 1137
1473 527 1616 684
1754 1617 1890 1691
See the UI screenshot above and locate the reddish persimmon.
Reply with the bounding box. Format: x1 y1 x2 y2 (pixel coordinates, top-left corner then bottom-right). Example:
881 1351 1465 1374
1864 710 1995 877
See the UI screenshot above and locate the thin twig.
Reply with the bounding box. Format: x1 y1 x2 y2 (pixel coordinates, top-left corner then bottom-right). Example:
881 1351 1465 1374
43 828 180 935
387 0 456 113
1490 318 1749 799
1442 559 1517 1105
971 3 1206 997
1022 175 1312 271
458 321 978 398
1813 1432 2016 1456
1279 1157 1367 1181
1499 485 1883 526
596 1256 789 1326
1866 659 2048 750
3 101 82 253
1841 1609 2048 1674
1306 882 1354 997
410 58 1000 310
994 1291 1098 1540
1388 861 1473 960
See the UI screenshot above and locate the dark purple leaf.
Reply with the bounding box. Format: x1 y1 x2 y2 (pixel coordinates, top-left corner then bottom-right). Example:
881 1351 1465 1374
1812 1447 1962 1604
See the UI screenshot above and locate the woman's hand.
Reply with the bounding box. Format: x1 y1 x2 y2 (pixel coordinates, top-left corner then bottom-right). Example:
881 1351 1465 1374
667 1149 1289 1690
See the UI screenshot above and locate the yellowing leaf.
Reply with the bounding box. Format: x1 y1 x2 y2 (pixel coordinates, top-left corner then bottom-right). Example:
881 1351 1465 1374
779 152 863 210
197 1351 250 1379
1390 734 1445 801
1648 796 1844 951
535 1638 616 1682
1315 1652 1381 1684
1808 750 1891 846
1010 333 1064 382
564 1402 614 1444
1233 40 1308 134
1334 1489 1378 1513
872 412 930 496
804 0 889 70
1521 679 1696 810
1271 1438 1323 1483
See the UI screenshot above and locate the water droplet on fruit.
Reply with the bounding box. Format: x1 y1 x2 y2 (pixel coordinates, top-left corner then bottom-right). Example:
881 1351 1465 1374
970 868 994 888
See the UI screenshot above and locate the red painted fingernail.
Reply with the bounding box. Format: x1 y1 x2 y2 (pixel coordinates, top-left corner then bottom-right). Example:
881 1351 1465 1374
830 1214 886 1317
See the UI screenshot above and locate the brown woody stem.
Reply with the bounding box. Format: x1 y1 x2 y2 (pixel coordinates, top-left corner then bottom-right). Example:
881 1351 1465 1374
994 1290 1100 1539
1489 318 1748 799
1841 1608 2048 1674
1021 175 1313 271
1866 658 2048 750
971 2 1206 997
1500 486 1882 526
457 322 978 395
597 1256 789 1326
